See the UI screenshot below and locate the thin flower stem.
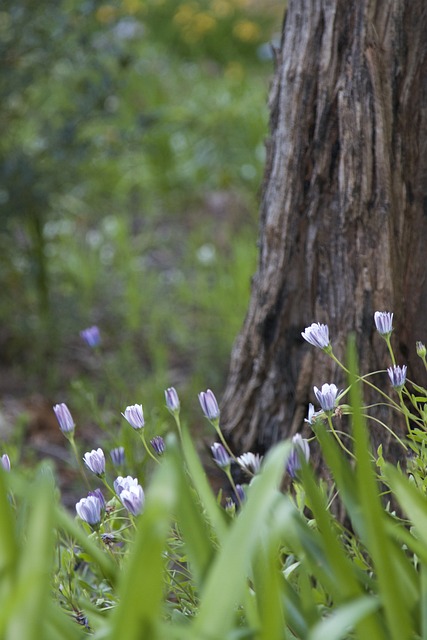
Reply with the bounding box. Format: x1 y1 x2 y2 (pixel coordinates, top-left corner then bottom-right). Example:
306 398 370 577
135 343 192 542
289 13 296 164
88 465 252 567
68 435 91 490
224 468 242 507
397 390 413 435
173 414 183 440
214 425 236 461
330 351 402 411
139 432 160 464
100 475 117 498
385 335 396 366
326 415 355 459
362 414 408 450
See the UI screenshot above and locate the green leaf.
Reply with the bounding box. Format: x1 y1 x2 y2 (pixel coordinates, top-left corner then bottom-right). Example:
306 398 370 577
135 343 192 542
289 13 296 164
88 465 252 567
308 596 380 640
192 442 291 639
108 451 177 640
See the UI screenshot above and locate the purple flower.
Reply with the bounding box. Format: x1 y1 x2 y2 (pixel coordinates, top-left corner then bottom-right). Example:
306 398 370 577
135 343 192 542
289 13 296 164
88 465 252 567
150 436 165 456
211 443 231 469
88 488 106 509
237 452 263 476
1 454 10 472
110 446 125 466
374 311 393 336
287 434 310 478
165 387 180 413
119 484 145 516
235 484 246 503
53 403 75 434
114 475 139 495
122 404 145 429
83 448 105 476
301 323 330 349
387 365 407 389
80 325 101 348
198 389 220 421
76 495 102 526
314 383 340 413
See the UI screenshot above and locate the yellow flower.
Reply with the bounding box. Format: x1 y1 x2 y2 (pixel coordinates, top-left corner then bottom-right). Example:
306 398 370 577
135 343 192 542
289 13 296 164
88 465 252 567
212 0 233 18
122 0 141 14
173 3 197 26
232 19 260 42
96 5 117 23
193 12 216 35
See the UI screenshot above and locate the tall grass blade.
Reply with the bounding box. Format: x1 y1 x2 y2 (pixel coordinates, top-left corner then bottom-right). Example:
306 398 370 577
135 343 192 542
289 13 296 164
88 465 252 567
108 451 176 640
347 335 413 640
192 442 290 639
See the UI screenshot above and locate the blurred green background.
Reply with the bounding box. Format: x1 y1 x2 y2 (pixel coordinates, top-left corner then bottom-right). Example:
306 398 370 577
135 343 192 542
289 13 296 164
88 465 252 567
0 0 281 422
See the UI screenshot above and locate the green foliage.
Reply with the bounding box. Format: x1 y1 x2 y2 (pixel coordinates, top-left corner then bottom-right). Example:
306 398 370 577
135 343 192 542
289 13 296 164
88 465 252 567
0 0 277 400
3 332 427 638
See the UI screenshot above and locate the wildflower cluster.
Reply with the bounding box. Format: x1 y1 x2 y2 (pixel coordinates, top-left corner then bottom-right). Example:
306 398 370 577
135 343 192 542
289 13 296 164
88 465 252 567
300 310 425 457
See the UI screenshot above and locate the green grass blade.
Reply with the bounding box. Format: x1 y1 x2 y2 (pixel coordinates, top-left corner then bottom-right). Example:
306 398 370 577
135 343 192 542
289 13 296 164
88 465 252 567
5 470 55 640
55 506 116 585
108 452 176 640
180 424 227 541
308 596 380 640
192 442 290 638
0 468 18 602
168 432 221 587
347 336 413 640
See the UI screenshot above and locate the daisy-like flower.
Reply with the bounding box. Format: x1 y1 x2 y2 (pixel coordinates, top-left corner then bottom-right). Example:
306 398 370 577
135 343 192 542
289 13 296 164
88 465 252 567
118 484 145 516
301 323 330 349
416 342 426 358
76 494 102 526
83 448 105 476
313 383 340 413
387 365 407 389
237 452 263 476
110 446 125 467
1 454 10 472
80 325 101 348
211 443 231 469
150 436 166 456
304 403 322 424
165 387 180 413
53 403 75 434
198 389 220 421
122 404 145 430
286 434 310 478
374 311 393 336
114 475 139 496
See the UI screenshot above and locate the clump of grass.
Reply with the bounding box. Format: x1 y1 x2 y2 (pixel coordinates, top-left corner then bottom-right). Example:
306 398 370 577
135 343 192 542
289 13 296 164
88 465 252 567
2 310 427 638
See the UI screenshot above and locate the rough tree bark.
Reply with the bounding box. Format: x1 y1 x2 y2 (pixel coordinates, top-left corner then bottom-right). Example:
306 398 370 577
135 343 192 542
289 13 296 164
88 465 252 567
222 1 427 458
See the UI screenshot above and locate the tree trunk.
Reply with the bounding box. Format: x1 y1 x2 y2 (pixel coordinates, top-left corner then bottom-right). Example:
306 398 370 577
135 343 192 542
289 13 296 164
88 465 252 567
222 0 427 459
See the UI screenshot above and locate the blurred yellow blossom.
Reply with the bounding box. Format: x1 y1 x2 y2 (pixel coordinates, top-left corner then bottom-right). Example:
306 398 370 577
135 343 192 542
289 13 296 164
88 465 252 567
193 12 216 35
224 61 244 80
122 0 141 14
173 3 197 26
96 5 117 23
212 0 233 18
233 19 260 42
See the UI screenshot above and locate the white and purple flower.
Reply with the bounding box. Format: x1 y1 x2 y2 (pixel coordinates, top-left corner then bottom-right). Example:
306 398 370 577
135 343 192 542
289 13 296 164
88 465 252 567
211 443 231 469
53 403 75 434
313 383 340 413
76 494 103 526
83 448 105 476
387 365 407 389
165 387 180 413
199 389 220 421
301 323 330 350
122 404 145 430
374 311 393 336
286 434 310 478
